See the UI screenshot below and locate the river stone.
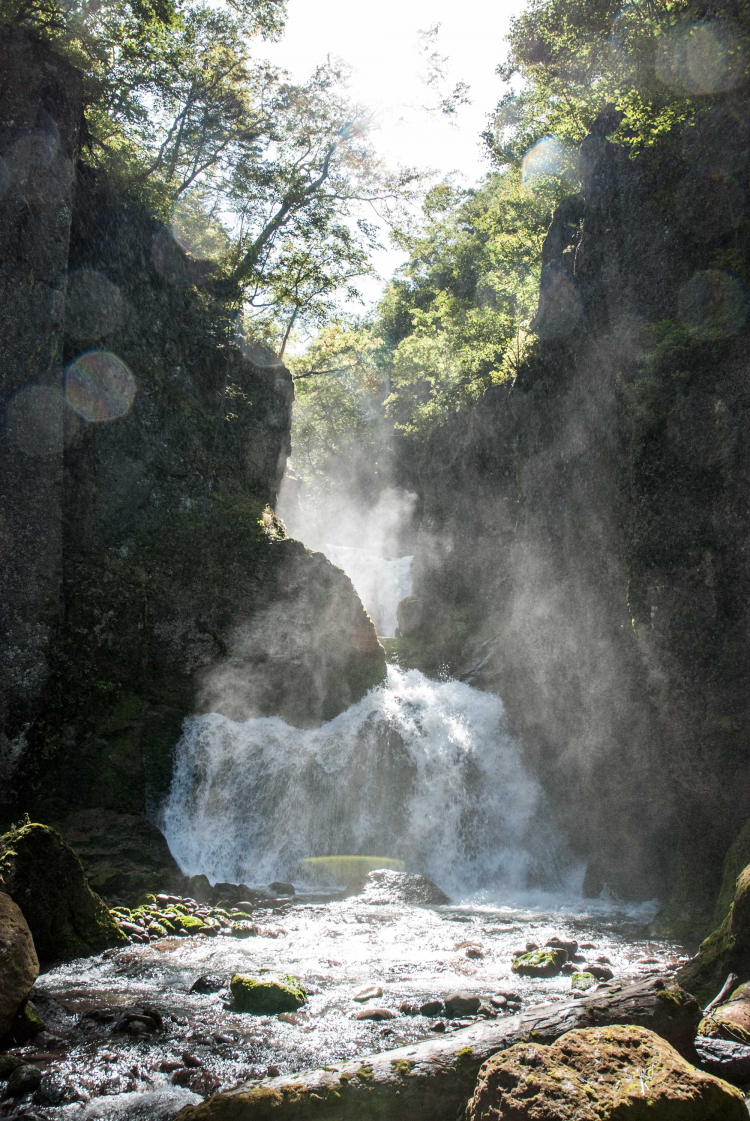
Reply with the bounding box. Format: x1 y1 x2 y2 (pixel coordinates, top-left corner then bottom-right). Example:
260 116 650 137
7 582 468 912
696 1035 750 1084
571 971 596 991
0 891 39 1035
354 1006 395 1021
230 974 307 1014
268 882 295 896
465 1024 747 1120
699 989 750 1044
355 869 450 906
512 947 567 977
354 985 383 1002
444 993 482 1017
0 823 126 962
7 1062 42 1096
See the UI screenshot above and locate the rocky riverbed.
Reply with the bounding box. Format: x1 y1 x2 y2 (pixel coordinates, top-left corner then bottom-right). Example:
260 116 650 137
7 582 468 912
0 887 690 1119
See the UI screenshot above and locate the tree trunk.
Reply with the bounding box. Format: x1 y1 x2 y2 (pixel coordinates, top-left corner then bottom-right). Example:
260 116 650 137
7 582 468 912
175 977 700 1121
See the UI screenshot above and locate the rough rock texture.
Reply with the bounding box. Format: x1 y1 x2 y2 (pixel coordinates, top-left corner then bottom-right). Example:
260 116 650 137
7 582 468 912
50 810 185 900
0 31 385 824
230 975 307 1014
173 977 700 1121
0 892 39 1036
0 822 126 961
398 105 750 925
512 949 567 978
696 979 750 1044
678 864 750 1004
695 1036 750 1085
465 1025 746 1121
354 869 450 906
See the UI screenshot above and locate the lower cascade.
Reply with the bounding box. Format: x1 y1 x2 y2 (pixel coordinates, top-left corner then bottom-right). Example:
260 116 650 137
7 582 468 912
161 666 552 898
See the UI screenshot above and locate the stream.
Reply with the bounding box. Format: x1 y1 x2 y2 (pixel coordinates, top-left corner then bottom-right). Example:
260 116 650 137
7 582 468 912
1 531 690 1119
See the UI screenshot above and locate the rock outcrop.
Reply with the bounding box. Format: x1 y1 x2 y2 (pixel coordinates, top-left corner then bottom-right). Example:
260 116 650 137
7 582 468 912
0 892 38 1036
466 1025 746 1121
0 822 126 961
678 863 750 1004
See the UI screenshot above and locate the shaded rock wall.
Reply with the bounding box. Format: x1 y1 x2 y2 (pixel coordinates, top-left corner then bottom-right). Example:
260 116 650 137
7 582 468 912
0 32 385 826
405 106 750 927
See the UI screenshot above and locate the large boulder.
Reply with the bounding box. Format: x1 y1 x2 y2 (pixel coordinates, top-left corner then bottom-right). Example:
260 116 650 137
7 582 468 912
0 892 39 1036
0 822 126 961
465 1025 746 1120
230 974 307 1014
51 810 185 901
354 869 449 906
678 860 750 1004
699 980 750 1045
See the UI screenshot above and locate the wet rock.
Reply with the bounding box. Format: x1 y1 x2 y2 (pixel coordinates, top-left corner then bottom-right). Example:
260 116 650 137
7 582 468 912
0 1053 24 1079
182 1052 202 1069
160 1059 183 1073
465 1025 746 1121
267 1065 281 1077
212 883 239 903
268 882 295 896
430 1020 446 1032
34 1073 84 1105
489 996 507 1009
231 921 258 938
571 971 597 991
546 936 577 959
420 999 443 1016
78 1088 202 1118
0 823 126 962
560 961 576 975
230 974 307 1014
584 963 614 981
698 980 750 1044
495 989 522 1003
0 892 39 1036
354 1007 395 1021
512 947 567 977
695 1035 750 1085
355 869 450 907
190 975 225 995
353 985 383 1003
9 997 45 1043
444 993 481 1017
398 1001 419 1015
7 1063 42 1096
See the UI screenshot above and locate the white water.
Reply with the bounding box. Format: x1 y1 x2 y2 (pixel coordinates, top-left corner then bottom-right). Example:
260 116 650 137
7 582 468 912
162 666 552 897
322 543 413 637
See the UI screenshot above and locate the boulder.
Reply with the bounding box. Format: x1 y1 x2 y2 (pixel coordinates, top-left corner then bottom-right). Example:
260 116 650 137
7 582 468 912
696 1035 750 1085
50 810 185 902
571 971 596 991
396 596 424 638
678 860 750 1003
512 948 567 977
230 974 307 1014
698 979 750 1044
0 892 39 1036
465 1025 746 1120
444 993 482 1018
355 869 450 906
0 822 126 961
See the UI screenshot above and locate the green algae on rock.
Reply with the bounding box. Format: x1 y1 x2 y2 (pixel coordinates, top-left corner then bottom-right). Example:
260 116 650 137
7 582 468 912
0 892 38 1036
512 948 567 977
465 1024 746 1121
0 823 126 962
570 971 596 991
230 974 307 1014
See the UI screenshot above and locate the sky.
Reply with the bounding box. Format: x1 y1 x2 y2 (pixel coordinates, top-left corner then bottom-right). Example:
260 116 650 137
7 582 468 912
262 0 525 311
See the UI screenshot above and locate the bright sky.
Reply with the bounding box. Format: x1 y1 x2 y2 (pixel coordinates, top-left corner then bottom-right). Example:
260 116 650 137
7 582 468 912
262 0 525 311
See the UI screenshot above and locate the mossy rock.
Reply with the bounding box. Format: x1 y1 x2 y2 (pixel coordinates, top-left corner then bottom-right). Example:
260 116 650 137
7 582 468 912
0 822 126 962
678 860 750 1004
230 974 307 1014
179 914 208 934
571 971 596 991
698 982 750 1045
512 948 567 977
466 1024 747 1120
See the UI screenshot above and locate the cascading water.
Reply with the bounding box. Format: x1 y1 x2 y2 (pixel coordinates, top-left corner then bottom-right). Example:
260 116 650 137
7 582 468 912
161 667 549 897
321 544 413 637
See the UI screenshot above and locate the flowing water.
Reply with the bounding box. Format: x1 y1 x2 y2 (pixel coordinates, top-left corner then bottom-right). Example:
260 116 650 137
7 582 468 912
5 532 692 1118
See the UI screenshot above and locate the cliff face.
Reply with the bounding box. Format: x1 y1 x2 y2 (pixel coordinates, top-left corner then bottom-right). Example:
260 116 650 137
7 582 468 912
405 106 750 932
0 31 385 825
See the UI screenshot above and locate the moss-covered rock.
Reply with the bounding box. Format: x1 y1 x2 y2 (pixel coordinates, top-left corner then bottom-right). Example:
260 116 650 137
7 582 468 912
512 948 567 977
571 971 596 991
0 892 38 1036
466 1024 746 1120
678 861 750 1004
0 822 126 962
698 980 750 1045
230 974 307 1014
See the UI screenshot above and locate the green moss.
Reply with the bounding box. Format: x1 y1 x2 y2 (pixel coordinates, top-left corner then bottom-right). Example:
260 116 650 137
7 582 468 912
656 988 684 1008
355 1065 373 1082
178 914 208 933
512 948 567 977
230 974 307 1014
571 972 596 991
390 1060 415 1076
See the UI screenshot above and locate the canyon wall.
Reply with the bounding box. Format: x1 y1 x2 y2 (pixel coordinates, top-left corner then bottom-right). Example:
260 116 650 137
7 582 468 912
0 31 385 826
404 106 750 935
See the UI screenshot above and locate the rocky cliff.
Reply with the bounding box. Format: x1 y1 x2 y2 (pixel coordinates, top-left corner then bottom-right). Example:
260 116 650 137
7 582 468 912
402 104 750 934
0 30 385 827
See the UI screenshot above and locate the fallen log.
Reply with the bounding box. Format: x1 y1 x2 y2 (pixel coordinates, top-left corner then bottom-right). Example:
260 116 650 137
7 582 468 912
175 976 700 1121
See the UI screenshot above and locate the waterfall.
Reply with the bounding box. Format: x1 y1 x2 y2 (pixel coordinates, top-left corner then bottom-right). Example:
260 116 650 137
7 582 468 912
161 666 549 897
322 544 413 637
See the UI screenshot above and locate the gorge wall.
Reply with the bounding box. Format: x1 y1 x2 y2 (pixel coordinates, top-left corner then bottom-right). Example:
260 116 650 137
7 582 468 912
0 29 385 827
402 106 750 936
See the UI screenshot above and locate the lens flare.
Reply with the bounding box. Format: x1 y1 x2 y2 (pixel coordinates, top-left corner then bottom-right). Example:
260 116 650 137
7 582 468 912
65 268 125 340
172 195 229 260
657 21 747 95
522 136 577 191
65 351 136 422
678 270 747 340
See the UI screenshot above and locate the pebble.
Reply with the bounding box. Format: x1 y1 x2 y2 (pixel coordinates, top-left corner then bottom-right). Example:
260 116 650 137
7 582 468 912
181 1052 202 1068
353 985 383 1003
354 1007 395 1021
